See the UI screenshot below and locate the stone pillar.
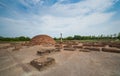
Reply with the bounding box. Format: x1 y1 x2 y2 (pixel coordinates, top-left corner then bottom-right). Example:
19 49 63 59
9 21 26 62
60 33 63 49
60 33 63 43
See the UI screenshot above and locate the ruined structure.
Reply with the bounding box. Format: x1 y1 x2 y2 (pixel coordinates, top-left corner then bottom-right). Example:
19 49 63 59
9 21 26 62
30 57 55 71
30 35 56 45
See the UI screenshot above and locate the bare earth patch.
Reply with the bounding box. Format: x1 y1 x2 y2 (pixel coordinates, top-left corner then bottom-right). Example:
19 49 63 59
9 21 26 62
0 44 120 76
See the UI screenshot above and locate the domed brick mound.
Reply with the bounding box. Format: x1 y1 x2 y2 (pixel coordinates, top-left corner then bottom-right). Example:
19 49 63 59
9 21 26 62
30 35 56 45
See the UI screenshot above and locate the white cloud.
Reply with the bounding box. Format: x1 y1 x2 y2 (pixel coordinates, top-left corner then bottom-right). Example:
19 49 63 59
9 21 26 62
38 12 114 35
0 0 119 37
37 0 117 36
49 0 117 16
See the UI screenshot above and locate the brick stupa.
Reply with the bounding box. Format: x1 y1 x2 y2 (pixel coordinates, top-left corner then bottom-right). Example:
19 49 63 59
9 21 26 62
30 35 56 45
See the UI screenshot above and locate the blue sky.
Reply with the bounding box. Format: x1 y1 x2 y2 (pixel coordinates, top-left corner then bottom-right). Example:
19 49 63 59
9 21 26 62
0 0 120 37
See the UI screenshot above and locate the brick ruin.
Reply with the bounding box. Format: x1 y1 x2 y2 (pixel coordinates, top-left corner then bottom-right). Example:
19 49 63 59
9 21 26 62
30 57 55 71
30 35 56 45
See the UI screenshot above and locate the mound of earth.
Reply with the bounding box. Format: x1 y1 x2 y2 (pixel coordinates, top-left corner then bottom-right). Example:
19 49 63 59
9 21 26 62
30 35 56 45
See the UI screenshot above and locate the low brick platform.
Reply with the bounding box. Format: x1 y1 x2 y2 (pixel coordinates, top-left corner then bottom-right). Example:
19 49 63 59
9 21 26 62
37 49 60 55
30 57 55 71
84 47 101 51
102 47 120 53
64 48 76 51
73 45 83 49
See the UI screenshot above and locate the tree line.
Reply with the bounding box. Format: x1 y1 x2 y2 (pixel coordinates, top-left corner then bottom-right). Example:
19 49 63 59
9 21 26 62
54 33 120 40
0 33 120 41
0 36 30 41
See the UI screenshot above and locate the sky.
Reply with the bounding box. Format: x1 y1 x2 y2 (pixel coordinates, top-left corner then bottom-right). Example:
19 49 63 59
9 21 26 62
0 0 120 38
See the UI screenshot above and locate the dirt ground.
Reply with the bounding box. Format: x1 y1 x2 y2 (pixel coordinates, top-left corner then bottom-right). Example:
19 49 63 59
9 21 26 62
0 43 120 76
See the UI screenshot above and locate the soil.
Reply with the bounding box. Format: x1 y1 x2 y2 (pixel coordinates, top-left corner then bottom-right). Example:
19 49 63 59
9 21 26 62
0 43 120 76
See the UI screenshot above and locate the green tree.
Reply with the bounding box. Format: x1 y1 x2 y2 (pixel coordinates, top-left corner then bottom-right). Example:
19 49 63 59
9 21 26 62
117 33 120 40
66 36 73 40
73 35 81 40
